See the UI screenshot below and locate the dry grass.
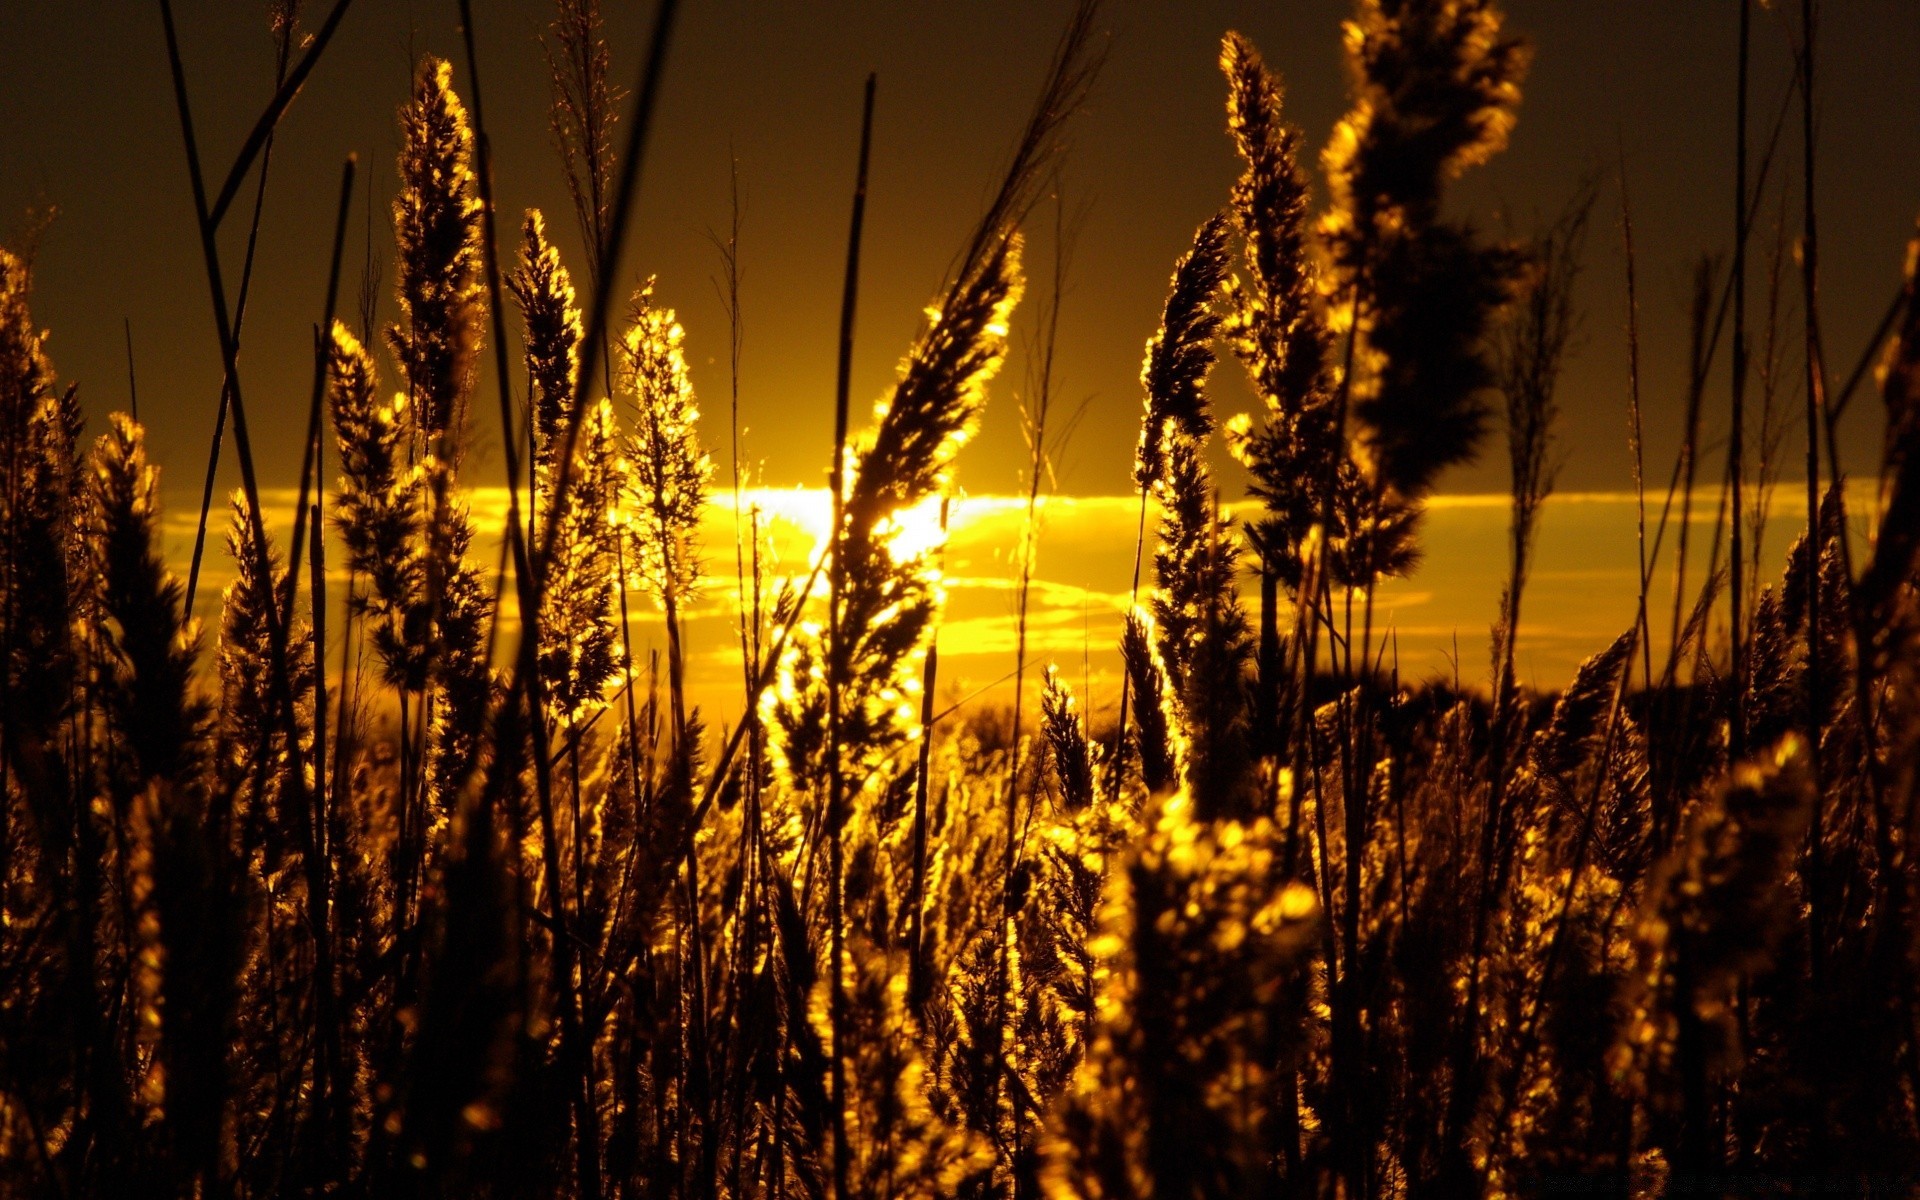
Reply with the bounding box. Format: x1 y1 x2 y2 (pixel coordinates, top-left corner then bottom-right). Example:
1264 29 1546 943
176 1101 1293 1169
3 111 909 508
3 1 1920 1197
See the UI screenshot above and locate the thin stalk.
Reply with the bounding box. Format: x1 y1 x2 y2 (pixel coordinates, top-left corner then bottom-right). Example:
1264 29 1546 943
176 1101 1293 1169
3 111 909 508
1825 285 1907 429
825 73 876 1200
1747 195 1792 608
205 0 356 230
455 5 602 1193
534 0 682 586
907 498 949 1013
716 158 753 727
613 530 645 806
1109 490 1150 801
283 157 357 623
305 497 342 1162
326 562 362 849
1730 0 1751 757
1798 0 1829 987
123 317 138 423
1662 259 1718 689
183 9 298 616
279 156 356 1174
993 191 1067 1183
1626 81 1796 677
1621 155 1654 692
358 178 380 342
1003 199 1067 869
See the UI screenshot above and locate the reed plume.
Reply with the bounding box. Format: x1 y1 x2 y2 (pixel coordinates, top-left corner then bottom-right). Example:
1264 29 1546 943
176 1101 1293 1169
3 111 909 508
89 416 208 790
1044 793 1318 1199
1118 215 1227 798
88 415 239 1193
620 280 709 769
1148 436 1258 819
1133 216 1230 493
509 209 583 484
1041 665 1094 813
326 321 424 689
510 212 619 722
1494 183 1592 694
544 0 622 280
1322 0 1530 508
388 55 486 451
1217 33 1342 595
385 55 496 808
1612 736 1812 1168
1119 612 1175 795
0 245 84 781
772 237 1025 791
214 494 313 861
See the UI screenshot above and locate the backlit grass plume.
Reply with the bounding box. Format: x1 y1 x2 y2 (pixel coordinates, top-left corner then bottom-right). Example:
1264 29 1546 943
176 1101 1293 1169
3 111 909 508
1611 736 1812 1167
1044 794 1319 1198
1128 214 1259 817
772 236 1024 790
1134 216 1229 491
388 55 485 450
1119 216 1227 799
544 0 621 278
539 395 621 722
0 245 84 770
0 242 100 1196
87 415 237 1195
89 415 208 790
510 212 618 721
1120 611 1175 795
620 281 709 615
1149 436 1259 819
1321 0 1529 504
824 943 995 1198
326 321 425 689
1220 33 1328 421
421 502 495 810
509 208 583 485
382 54 496 809
215 494 313 857
620 280 709 757
1215 32 1345 595
768 229 1024 1200
1042 665 1094 813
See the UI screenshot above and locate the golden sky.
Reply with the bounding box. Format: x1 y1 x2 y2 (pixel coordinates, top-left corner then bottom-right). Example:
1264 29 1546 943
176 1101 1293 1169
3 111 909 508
6 1 1920 502
168 480 1878 730
11 1 1919 728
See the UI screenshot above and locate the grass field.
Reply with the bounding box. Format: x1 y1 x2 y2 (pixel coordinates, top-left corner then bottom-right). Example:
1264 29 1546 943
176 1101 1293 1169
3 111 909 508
5 1 1920 1196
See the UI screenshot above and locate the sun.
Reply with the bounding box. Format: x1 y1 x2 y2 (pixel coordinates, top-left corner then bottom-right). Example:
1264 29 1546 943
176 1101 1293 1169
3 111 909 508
726 486 955 571
877 492 950 565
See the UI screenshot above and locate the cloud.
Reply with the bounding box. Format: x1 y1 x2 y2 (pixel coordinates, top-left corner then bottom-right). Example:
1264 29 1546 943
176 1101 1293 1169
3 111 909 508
161 484 1842 718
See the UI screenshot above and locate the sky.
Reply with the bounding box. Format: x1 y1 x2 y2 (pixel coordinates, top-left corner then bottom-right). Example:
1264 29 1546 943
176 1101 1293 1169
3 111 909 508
168 481 1879 723
4 0 1918 705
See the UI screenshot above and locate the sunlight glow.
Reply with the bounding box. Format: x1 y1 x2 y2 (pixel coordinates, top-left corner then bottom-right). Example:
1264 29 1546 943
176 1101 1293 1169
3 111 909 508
877 493 950 565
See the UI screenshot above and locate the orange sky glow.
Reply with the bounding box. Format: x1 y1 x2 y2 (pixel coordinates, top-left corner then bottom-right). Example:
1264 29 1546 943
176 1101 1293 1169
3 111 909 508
167 478 1880 730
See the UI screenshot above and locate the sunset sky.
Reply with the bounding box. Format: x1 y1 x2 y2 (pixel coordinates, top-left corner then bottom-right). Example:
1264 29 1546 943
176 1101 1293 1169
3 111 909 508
168 480 1881 725
6 0 1919 706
